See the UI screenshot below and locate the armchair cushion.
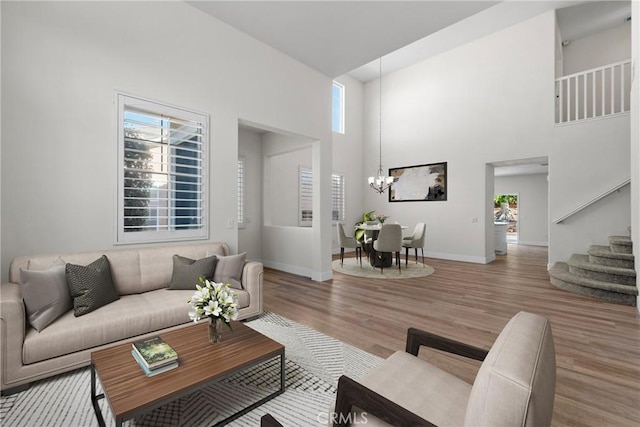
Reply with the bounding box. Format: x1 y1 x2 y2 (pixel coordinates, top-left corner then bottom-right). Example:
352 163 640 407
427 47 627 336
360 351 471 426
464 311 555 427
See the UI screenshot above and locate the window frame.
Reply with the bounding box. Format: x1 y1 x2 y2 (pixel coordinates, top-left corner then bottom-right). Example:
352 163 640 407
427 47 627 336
116 92 209 244
332 81 345 134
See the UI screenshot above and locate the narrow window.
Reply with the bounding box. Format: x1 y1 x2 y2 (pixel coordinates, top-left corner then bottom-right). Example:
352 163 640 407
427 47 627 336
332 81 345 134
298 167 345 226
117 93 208 243
238 156 245 228
298 167 313 227
332 173 345 222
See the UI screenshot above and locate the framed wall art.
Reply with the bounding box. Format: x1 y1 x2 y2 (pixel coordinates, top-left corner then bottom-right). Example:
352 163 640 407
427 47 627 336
389 162 447 202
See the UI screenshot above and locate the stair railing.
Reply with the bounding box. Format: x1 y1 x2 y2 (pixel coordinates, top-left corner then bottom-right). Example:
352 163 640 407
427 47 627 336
553 178 631 224
556 59 631 124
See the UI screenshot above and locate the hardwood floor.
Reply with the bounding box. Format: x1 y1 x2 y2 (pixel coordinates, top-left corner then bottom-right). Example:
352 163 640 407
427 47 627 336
262 244 640 426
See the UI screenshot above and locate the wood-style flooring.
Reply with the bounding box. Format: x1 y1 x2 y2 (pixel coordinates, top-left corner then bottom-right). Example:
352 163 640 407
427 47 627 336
262 244 640 426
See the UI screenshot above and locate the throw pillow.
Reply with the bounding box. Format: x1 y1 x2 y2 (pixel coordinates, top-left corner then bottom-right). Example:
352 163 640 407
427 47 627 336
168 254 218 290
213 253 246 290
66 255 119 317
19 258 73 332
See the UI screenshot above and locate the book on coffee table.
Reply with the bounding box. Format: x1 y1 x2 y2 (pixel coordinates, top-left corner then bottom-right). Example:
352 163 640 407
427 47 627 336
132 336 178 369
131 350 178 377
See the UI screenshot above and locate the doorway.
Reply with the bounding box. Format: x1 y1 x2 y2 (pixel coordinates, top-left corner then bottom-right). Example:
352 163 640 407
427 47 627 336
494 194 518 243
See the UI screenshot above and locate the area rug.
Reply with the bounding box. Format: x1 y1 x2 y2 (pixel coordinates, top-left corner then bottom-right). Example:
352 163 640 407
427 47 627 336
332 257 434 279
0 312 383 426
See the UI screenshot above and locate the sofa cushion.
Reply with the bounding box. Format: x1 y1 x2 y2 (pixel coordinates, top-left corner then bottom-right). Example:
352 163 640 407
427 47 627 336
65 256 120 316
213 253 246 289
169 255 218 290
19 258 72 332
21 288 251 364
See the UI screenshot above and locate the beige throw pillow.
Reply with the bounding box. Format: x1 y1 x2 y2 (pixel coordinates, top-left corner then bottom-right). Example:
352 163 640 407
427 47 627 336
20 258 73 331
213 253 246 289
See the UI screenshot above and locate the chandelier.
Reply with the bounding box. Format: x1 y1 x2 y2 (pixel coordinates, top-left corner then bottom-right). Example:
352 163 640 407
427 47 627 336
368 57 394 194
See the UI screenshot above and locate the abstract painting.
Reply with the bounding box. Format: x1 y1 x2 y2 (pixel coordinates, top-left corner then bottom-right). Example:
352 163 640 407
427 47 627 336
389 162 447 202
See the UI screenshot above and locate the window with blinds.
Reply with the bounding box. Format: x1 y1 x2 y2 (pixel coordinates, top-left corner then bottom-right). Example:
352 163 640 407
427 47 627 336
298 167 313 227
298 167 345 227
238 157 245 228
116 93 208 243
332 173 345 222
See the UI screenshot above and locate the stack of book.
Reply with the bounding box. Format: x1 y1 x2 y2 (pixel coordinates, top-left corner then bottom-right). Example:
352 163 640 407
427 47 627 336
131 336 179 377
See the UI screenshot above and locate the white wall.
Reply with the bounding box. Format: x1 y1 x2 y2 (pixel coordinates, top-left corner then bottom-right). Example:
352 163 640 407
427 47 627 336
630 1 639 309
495 174 549 246
332 74 364 252
238 128 263 262
363 11 557 264
548 115 631 265
562 22 631 74
0 1 333 281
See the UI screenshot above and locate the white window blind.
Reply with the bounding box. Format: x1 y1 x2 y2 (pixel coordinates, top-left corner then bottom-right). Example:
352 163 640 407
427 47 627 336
332 174 345 222
298 167 313 227
117 93 208 244
238 157 245 227
298 167 345 227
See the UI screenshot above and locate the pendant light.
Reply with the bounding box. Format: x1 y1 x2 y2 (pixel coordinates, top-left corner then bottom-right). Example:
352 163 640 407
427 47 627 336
368 57 394 194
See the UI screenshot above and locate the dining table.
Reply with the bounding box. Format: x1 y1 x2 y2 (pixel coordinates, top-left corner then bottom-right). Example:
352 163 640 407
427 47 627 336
355 223 407 268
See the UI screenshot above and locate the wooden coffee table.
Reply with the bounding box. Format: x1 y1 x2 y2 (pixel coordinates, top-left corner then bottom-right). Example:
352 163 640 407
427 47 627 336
90 321 285 427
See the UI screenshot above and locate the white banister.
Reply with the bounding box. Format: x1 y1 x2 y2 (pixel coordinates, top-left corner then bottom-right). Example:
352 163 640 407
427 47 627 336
553 178 631 224
555 59 631 124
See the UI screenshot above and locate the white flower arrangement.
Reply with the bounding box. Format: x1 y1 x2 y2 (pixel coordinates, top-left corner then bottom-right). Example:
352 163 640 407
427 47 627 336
372 213 389 223
187 278 239 328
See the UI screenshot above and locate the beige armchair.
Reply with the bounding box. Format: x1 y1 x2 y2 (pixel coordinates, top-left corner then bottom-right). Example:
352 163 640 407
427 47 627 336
333 311 556 426
402 222 426 266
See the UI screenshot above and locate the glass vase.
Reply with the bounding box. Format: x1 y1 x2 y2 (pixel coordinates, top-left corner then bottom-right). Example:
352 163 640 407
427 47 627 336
208 317 223 344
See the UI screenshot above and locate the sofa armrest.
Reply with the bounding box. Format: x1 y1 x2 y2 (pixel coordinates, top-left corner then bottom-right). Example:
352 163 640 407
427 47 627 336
0 282 27 389
241 261 263 315
333 375 435 427
406 327 488 361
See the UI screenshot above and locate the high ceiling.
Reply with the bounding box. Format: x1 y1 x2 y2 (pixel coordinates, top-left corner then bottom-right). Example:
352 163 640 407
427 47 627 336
188 1 631 82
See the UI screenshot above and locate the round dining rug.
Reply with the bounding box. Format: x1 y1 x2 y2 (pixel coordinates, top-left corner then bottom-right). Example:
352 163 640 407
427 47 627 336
332 257 434 279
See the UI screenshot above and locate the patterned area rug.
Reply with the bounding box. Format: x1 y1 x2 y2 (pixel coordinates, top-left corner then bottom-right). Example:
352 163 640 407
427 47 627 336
333 257 435 279
0 313 383 426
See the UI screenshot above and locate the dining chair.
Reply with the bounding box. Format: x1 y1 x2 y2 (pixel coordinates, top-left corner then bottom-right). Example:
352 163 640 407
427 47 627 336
372 224 402 273
403 222 426 266
337 223 362 267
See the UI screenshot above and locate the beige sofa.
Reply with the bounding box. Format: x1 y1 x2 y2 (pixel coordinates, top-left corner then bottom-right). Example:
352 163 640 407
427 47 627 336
0 242 263 394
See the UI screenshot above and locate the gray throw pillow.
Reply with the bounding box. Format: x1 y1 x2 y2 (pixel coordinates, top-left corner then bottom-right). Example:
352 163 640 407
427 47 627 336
169 254 218 290
20 258 73 331
66 255 119 317
213 253 246 289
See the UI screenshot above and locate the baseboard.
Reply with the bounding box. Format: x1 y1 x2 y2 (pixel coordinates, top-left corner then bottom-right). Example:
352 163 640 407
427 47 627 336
424 251 495 264
262 260 332 282
517 240 549 247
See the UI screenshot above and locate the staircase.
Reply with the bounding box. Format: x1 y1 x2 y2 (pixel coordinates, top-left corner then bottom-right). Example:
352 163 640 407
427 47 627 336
549 236 637 306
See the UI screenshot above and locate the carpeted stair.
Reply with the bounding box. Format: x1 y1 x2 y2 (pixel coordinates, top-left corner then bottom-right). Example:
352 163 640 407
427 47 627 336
549 236 637 306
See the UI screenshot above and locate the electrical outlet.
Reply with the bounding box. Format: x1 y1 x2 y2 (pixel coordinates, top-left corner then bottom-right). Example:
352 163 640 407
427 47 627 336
227 218 235 229
472 217 478 223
